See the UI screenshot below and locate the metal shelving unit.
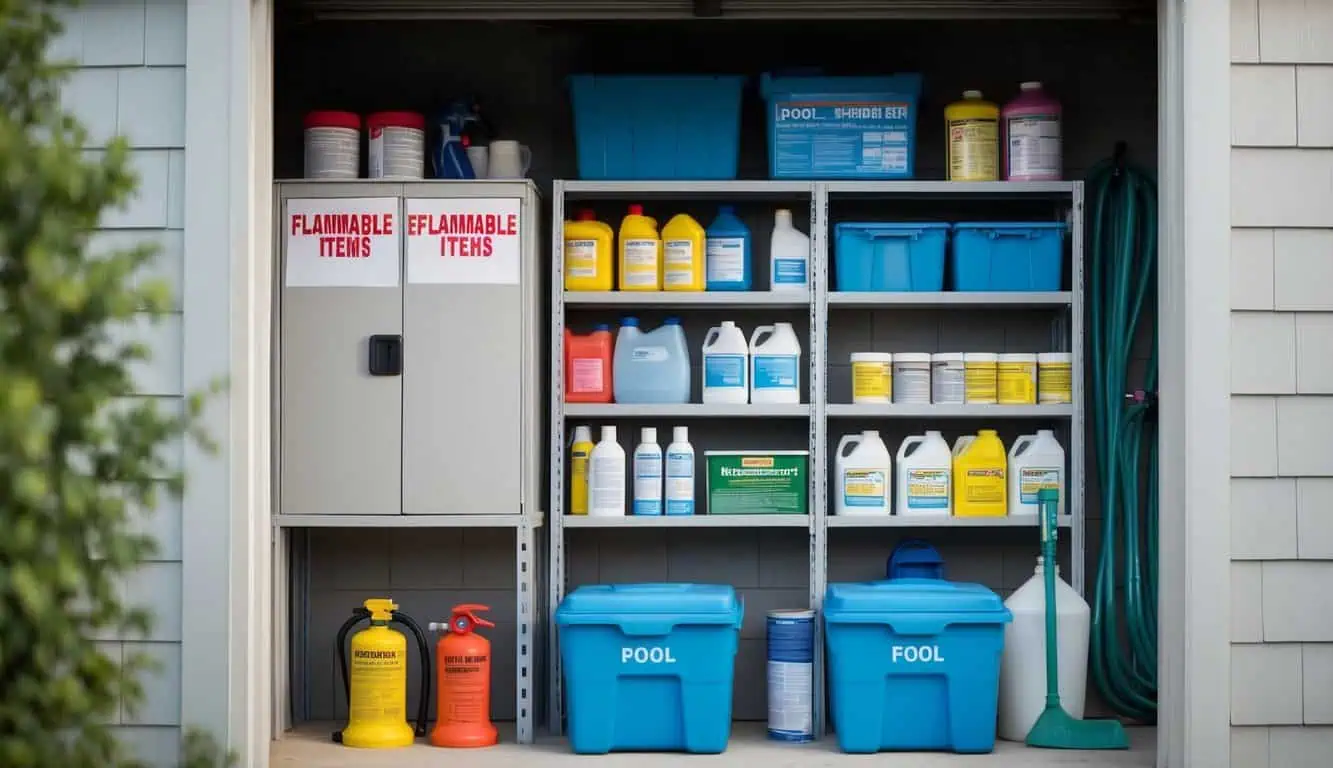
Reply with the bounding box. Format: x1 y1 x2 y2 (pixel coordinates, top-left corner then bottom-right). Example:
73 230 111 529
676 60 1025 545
546 179 1084 742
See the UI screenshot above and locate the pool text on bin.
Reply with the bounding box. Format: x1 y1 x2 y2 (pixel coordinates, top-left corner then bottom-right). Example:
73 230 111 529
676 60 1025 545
621 646 678 664
890 644 946 663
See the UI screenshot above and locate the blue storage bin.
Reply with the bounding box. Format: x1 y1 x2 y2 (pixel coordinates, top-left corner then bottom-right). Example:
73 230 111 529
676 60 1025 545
556 583 744 754
824 580 1012 754
760 73 923 179
886 539 945 580
569 75 745 180
950 222 1066 292
834 222 949 292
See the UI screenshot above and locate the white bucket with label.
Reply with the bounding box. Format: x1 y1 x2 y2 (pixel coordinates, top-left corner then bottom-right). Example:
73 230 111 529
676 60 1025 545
892 353 932 405
931 352 965 404
367 111 426 180
304 110 361 180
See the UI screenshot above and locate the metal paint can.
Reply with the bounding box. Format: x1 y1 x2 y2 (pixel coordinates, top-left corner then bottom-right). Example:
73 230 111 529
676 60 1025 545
767 608 815 742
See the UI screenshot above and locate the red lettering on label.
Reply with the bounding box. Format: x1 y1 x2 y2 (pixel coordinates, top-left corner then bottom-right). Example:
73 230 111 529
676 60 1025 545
440 235 494 258
407 212 517 238
291 212 394 237
317 236 372 258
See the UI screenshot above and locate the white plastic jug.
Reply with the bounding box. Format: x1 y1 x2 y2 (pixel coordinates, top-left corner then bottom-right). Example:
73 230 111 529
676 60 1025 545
749 322 802 404
1007 429 1065 518
895 430 952 517
835 430 891 516
998 557 1090 741
612 317 691 404
587 425 626 517
702 321 749 404
769 208 810 291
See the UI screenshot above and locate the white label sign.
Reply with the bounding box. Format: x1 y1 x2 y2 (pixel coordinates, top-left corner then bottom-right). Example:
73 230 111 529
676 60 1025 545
284 197 401 288
405 197 522 285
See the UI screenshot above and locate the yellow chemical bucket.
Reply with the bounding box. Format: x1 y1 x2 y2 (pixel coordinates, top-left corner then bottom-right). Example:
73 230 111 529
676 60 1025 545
850 352 892 403
964 353 998 404
952 430 1007 517
997 353 1037 405
1038 352 1073 404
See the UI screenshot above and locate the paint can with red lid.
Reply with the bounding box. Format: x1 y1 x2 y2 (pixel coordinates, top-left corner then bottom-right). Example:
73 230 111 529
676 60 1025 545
368 111 426 180
304 110 361 180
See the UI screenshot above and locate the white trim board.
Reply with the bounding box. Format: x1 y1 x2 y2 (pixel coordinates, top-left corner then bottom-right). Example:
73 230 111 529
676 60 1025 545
177 2 1231 766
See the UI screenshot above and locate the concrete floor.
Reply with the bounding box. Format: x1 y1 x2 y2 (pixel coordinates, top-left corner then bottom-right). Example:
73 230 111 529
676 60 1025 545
271 723 1157 767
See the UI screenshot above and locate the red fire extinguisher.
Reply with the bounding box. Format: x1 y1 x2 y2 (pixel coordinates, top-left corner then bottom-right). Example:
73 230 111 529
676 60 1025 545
428 603 498 748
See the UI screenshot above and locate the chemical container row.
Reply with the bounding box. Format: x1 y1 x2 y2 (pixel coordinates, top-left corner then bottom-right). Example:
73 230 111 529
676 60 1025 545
569 74 1063 181
848 351 1072 406
834 221 1066 293
834 429 1065 519
565 320 804 405
563 205 809 293
570 424 808 517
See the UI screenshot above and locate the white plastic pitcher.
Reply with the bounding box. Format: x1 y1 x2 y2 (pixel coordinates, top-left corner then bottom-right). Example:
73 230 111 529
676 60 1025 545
702 321 749 404
835 430 891 516
895 430 952 517
1007 429 1065 518
749 322 802 404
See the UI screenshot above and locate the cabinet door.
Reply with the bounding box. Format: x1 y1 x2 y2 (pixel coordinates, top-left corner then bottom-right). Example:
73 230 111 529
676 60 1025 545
280 194 403 516
401 194 526 515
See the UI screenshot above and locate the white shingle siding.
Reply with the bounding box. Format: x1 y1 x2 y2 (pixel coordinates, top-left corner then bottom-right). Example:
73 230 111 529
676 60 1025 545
52 2 187 765
1232 0 1333 762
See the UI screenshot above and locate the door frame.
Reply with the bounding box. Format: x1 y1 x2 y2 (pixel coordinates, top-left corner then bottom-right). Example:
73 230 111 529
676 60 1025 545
180 1 1230 765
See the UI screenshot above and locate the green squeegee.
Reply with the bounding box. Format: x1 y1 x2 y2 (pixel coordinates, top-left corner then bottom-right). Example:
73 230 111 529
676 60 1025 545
1026 487 1130 751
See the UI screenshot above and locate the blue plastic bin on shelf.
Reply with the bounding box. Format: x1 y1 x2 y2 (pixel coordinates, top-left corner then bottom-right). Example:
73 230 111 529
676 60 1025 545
824 579 1012 754
555 583 744 754
950 222 1066 291
760 73 923 179
568 75 745 180
834 222 949 292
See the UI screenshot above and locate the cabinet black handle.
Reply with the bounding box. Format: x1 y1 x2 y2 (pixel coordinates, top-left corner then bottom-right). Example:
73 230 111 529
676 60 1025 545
368 335 402 377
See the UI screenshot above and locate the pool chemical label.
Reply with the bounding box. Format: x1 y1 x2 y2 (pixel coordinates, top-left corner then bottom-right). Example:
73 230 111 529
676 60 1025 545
843 469 887 508
1019 467 1062 505
665 448 694 516
772 257 807 285
753 354 798 390
633 443 663 516
622 238 659 287
621 646 677 664
1006 114 1062 178
706 237 746 283
906 468 949 510
404 196 522 284
704 353 746 389
663 239 694 285
284 197 401 287
767 611 815 742
947 117 998 181
891 644 946 663
965 467 1005 502
565 238 597 278
570 358 604 394
706 451 809 515
631 346 668 362
771 99 913 177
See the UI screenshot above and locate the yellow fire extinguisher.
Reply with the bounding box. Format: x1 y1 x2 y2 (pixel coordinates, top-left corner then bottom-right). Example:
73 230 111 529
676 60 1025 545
334 598 432 748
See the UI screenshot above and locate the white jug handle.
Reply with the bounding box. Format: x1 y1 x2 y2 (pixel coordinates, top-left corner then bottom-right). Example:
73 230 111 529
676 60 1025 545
1010 434 1035 459
520 144 532 175
896 435 925 462
750 325 775 347
703 327 720 348
837 434 861 459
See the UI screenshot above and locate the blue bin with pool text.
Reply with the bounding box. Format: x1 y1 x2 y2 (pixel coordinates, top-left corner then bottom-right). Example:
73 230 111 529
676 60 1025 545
824 579 1011 754
556 583 745 754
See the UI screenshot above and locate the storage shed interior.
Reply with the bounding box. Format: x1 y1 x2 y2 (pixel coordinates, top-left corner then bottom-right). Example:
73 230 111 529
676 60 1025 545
273 6 1158 737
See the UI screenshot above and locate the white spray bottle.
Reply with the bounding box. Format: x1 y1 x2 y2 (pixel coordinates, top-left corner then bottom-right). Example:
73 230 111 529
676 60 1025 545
664 426 695 516
588 425 625 516
633 427 663 515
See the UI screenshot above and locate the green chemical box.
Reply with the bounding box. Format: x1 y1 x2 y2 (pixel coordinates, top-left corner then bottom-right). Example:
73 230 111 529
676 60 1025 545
705 450 809 515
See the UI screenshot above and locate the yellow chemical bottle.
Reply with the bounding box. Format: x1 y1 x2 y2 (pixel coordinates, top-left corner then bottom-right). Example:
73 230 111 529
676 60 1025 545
563 210 614 292
570 425 593 515
618 204 662 291
945 90 1000 182
661 213 706 291
952 429 1008 517
341 599 415 749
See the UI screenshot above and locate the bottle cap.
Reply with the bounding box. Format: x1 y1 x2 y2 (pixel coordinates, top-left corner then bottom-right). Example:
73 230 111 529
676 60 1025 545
573 425 592 443
663 317 681 326
963 89 983 100
601 425 617 441
628 204 644 215
673 426 689 443
641 427 657 443
593 323 610 332
577 209 597 221
719 204 735 215
621 316 639 327
774 208 792 225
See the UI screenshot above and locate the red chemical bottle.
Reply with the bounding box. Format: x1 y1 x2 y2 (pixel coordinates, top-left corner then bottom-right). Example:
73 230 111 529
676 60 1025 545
564 326 614 403
429 604 498 748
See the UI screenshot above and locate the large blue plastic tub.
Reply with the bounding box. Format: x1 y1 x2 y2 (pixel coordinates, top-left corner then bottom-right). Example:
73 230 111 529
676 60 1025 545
760 73 923 179
569 75 745 180
950 222 1066 291
824 579 1012 754
834 222 949 292
556 583 744 754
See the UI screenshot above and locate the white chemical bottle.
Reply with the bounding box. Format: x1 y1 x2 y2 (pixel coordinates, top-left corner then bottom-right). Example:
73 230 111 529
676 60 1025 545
895 430 952 517
588 425 625 516
1008 429 1065 518
769 208 810 292
834 430 891 515
632 427 663 516
664 426 695 516
750 322 802 404
702 321 749 404
998 556 1089 741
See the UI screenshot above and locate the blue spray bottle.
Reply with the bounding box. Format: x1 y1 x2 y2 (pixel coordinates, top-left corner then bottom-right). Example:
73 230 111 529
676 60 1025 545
705 205 752 291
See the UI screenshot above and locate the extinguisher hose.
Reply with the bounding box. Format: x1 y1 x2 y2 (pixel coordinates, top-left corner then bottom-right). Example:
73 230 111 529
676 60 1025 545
391 611 433 738
332 608 371 743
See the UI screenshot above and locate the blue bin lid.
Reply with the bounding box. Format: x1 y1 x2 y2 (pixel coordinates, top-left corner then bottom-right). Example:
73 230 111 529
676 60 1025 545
836 222 950 235
824 580 1011 633
952 222 1067 231
556 584 743 629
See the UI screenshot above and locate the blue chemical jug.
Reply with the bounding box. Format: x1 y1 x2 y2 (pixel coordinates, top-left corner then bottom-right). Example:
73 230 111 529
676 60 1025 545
706 206 752 291
613 317 691 404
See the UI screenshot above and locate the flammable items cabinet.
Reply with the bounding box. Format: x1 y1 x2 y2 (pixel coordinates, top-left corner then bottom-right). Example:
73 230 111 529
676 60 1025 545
277 181 541 517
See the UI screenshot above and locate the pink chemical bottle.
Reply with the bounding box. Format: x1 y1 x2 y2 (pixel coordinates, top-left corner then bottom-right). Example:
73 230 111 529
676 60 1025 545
1002 82 1063 181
